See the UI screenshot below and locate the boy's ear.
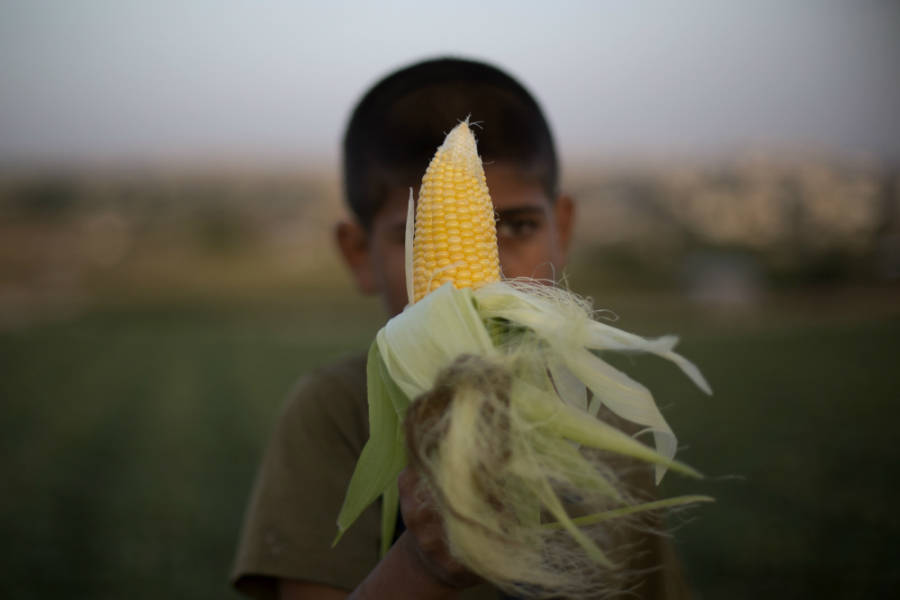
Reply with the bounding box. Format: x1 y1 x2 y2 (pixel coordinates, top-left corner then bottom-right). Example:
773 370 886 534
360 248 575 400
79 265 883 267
553 193 575 256
335 220 376 295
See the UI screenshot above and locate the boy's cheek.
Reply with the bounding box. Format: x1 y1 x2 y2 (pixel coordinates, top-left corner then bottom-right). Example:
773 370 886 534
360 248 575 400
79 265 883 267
498 233 559 280
372 243 409 316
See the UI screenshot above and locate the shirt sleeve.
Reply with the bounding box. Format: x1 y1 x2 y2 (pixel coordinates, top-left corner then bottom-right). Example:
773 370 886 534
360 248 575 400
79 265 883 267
231 355 381 599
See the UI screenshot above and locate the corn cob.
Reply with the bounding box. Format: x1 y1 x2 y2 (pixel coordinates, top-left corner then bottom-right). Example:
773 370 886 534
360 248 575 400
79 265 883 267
412 121 500 303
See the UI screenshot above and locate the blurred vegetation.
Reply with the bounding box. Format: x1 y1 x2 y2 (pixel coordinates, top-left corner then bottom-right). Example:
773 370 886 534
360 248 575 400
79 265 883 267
566 155 899 294
1 155 898 319
1 157 899 598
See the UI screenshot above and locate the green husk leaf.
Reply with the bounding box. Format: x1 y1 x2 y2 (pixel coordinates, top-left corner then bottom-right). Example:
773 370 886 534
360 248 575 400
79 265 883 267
334 342 408 546
530 466 614 568
542 495 715 530
512 379 700 479
558 344 677 483
380 475 400 557
528 434 623 501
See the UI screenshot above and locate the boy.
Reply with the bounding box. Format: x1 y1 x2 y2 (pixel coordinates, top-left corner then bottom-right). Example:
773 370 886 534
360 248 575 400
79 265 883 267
232 57 689 599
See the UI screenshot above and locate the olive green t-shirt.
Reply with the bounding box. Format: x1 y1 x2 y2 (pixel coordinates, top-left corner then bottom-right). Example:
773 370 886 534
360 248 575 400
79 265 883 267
231 354 691 599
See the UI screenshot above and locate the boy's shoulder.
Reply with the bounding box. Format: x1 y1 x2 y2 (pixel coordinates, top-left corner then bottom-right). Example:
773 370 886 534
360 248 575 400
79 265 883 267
293 352 367 394
277 352 370 452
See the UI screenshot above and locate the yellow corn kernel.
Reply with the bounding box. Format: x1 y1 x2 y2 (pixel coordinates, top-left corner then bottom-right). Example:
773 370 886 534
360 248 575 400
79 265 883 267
412 121 500 302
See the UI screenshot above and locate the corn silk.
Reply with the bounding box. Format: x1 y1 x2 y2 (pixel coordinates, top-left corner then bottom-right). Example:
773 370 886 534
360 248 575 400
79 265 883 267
335 139 712 600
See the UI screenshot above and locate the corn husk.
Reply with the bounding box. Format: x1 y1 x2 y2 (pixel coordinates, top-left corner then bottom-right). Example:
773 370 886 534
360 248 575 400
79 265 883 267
336 276 711 598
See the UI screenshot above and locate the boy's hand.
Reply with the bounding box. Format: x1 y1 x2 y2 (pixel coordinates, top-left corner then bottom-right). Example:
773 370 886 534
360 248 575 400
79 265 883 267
343 467 481 599
397 467 481 589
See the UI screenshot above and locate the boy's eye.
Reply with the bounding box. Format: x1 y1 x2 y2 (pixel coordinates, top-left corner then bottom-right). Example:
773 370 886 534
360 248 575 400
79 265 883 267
497 216 542 241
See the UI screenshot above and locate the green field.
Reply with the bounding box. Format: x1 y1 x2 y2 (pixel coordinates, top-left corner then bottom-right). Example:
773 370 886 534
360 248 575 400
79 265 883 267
2 290 898 599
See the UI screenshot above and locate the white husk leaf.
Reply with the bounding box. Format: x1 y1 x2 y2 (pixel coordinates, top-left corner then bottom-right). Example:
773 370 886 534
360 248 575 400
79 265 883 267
376 283 495 400
473 279 710 483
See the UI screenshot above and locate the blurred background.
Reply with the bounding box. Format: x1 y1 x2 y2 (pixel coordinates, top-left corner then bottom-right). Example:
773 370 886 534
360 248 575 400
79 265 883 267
1 1 898 598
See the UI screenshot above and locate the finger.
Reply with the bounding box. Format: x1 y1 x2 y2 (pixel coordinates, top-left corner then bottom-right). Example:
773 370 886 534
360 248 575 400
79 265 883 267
398 466 417 497
399 467 440 523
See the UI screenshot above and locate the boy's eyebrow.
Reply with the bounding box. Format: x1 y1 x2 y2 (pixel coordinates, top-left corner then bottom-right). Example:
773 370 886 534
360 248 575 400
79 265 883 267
389 205 546 230
495 206 547 220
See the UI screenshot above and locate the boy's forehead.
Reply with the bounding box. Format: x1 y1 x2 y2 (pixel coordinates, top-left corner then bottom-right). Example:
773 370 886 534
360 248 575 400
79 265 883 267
373 163 551 226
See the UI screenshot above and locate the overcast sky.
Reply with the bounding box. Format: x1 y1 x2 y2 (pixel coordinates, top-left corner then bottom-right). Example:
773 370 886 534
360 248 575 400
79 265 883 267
1 0 898 166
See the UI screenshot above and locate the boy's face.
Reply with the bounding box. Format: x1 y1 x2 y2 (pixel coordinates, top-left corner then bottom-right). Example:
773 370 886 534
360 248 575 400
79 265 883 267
337 162 574 317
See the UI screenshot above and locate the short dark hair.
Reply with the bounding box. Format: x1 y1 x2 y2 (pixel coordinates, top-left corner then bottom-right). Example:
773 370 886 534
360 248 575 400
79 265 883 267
343 57 559 229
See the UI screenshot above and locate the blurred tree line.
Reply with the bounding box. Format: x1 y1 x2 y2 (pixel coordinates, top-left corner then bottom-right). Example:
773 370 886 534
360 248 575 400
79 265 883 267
0 156 897 318
567 156 899 296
